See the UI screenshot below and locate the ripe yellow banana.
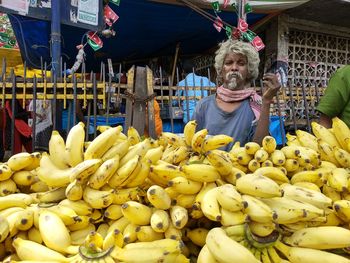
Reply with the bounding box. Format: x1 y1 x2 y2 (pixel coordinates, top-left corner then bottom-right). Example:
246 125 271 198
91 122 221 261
270 149 286 166
125 158 151 188
7 152 34 171
0 178 17 196
12 170 35 187
15 208 34 231
262 136 277 154
164 222 182 240
123 223 138 244
333 199 350 222
38 210 79 255
215 184 244 212
220 209 248 227
144 145 164 164
181 163 220 183
296 129 319 151
59 199 93 216
65 122 85 167
192 129 208 153
120 139 152 167
334 147 350 168
0 193 33 210
281 183 332 209
65 180 83 201
136 225 164 242
253 167 289 184
206 227 260 263
332 117 350 150
312 121 341 148
102 139 130 161
247 159 260 172
244 142 260 155
236 173 282 198
150 209 170 233
254 148 269 163
168 176 202 195
170 205 188 229
290 170 323 186
206 150 232 176
67 215 90 231
161 132 186 147
28 226 43 244
88 157 120 189
103 229 124 250
201 187 221 221
242 195 275 223
48 130 69 169
0 214 9 242
192 182 217 211
197 244 217 263
202 134 233 152
176 194 196 208
186 227 208 247
121 201 152 225
275 240 350 263
13 238 69 262
108 155 141 188
146 184 171 210
83 186 114 209
327 167 349 192
84 125 123 160
112 186 144 205
127 126 141 146
36 187 66 203
318 139 340 166
0 163 12 181
184 120 197 147
248 221 276 237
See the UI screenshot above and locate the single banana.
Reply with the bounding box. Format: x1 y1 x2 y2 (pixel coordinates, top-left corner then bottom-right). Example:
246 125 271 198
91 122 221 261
59 199 93 216
206 227 260 263
318 139 341 166
242 195 276 223
296 129 319 151
136 225 164 242
0 163 12 181
48 130 69 169
36 187 66 203
327 167 349 192
0 178 17 196
112 186 144 205
88 156 120 189
192 182 217 211
161 132 186 147
334 147 350 168
262 136 277 154
220 209 248 227
150 161 185 181
168 176 202 195
202 134 233 152
254 148 269 163
0 214 9 242
181 163 220 183
38 210 79 255
333 200 350 222
270 149 286 166
332 117 350 150
83 186 114 209
127 126 141 146
13 238 70 262
248 221 276 237
215 184 244 212
197 244 218 263
281 183 332 209
65 122 85 167
244 142 261 155
28 226 43 244
104 204 123 220
67 215 90 231
120 139 151 167
201 187 221 222
206 150 232 176
12 170 36 186
150 209 170 233
147 184 171 210
84 125 123 160
125 158 151 187
121 201 152 225
236 173 282 198
192 129 208 153
170 205 188 229
108 155 141 188
186 227 208 247
312 121 341 148
7 152 34 171
0 193 33 210
184 120 197 147
284 158 300 172
65 180 83 201
144 145 164 164
253 167 289 184
15 208 34 231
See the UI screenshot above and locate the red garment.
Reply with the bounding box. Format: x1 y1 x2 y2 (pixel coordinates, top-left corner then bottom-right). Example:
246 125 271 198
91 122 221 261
5 101 32 137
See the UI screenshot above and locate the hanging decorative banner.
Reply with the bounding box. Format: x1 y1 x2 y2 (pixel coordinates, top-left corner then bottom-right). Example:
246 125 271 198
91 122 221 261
109 0 121 6
251 35 265 51
237 18 248 32
225 26 232 38
104 5 119 27
211 1 221 13
242 29 256 42
244 3 253 13
232 28 241 39
87 31 103 51
213 16 223 32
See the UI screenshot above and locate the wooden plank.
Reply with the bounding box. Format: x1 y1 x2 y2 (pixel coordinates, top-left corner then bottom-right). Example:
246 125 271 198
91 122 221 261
133 66 147 136
125 66 135 130
146 66 156 138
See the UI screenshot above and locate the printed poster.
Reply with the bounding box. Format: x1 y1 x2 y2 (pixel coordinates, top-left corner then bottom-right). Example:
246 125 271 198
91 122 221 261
0 0 29 15
77 0 99 26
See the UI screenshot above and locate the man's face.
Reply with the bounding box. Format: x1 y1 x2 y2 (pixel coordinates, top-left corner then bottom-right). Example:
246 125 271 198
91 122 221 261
221 53 249 90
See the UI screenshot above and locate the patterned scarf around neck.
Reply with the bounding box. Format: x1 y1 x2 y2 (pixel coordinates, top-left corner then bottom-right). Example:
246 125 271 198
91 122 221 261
216 85 262 121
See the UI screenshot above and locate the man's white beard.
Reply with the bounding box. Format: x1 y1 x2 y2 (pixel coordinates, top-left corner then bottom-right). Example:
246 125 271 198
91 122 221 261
226 72 243 90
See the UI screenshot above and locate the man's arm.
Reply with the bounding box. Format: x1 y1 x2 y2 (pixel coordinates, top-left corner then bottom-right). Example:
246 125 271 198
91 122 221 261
318 113 332 128
252 101 271 143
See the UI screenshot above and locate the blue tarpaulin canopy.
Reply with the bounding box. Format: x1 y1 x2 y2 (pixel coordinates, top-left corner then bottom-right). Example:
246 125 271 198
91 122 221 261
9 0 267 71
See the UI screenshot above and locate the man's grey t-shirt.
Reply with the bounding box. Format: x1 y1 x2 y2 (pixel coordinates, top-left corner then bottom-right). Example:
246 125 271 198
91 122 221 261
192 95 256 151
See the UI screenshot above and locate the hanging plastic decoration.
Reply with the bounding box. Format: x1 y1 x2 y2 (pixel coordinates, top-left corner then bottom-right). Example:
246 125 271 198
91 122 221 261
0 13 18 49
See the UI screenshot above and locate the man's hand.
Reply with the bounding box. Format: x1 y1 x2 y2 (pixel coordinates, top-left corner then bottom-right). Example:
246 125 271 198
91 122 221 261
262 73 281 104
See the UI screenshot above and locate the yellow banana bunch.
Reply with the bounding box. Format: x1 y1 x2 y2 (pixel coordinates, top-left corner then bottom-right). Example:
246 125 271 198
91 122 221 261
127 126 141 146
65 122 85 167
236 174 282 198
84 126 123 160
206 227 260 263
184 120 197 147
83 186 114 209
202 134 233 152
49 130 69 169
312 121 341 148
38 210 79 255
332 117 350 150
121 201 152 225
108 155 141 188
262 136 277 154
102 140 130 161
191 129 208 153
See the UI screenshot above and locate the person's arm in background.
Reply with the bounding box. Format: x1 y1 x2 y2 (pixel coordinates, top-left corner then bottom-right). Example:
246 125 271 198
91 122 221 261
253 73 281 144
316 66 350 127
76 100 86 125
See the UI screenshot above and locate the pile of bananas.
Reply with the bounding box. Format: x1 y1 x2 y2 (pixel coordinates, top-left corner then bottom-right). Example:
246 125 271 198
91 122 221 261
1 117 350 262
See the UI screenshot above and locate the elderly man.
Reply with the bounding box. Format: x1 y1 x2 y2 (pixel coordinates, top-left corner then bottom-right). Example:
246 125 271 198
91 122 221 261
192 39 280 149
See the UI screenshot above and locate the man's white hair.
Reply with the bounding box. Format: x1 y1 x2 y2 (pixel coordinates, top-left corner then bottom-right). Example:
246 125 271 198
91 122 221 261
214 39 260 84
